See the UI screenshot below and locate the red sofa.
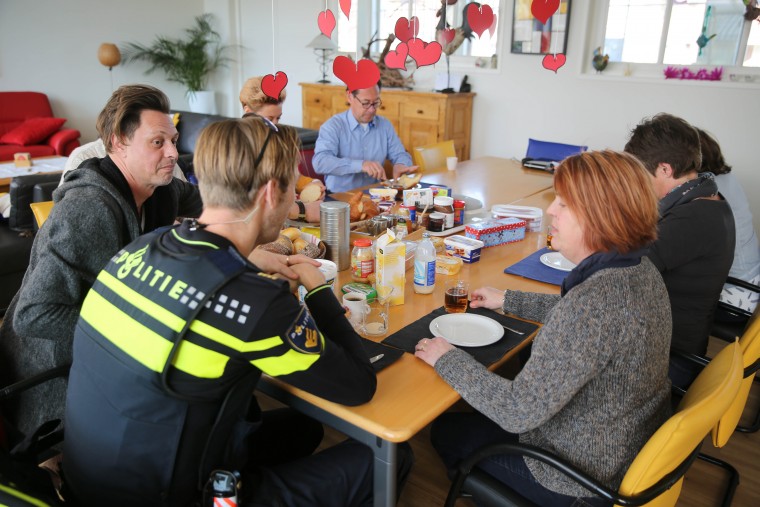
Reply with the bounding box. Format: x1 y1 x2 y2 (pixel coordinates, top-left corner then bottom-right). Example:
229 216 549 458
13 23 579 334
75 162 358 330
0 92 81 162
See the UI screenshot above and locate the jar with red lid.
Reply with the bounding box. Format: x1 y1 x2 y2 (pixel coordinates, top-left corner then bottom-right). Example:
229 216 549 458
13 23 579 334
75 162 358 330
351 239 375 282
453 199 466 227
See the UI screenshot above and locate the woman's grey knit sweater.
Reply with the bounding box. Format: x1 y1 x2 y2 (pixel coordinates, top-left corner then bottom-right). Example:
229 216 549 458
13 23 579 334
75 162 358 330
435 258 672 497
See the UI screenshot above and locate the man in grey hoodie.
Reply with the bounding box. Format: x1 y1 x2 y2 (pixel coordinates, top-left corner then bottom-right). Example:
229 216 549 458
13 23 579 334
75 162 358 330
0 84 203 439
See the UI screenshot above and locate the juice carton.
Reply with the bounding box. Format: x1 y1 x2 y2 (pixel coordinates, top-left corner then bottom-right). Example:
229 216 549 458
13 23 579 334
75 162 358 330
375 229 405 306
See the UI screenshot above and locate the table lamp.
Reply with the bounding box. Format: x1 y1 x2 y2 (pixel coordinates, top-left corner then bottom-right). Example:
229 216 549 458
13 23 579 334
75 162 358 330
306 34 337 83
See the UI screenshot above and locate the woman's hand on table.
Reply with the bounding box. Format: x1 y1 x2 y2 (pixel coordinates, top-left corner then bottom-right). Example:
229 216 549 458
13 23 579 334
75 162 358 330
415 337 454 366
470 287 506 310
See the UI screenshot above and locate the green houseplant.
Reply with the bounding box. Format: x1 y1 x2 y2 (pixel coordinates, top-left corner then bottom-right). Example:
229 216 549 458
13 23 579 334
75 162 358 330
121 14 231 112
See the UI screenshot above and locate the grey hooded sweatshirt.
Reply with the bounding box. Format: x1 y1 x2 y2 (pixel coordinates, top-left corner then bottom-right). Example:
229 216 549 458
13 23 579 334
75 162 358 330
0 157 201 437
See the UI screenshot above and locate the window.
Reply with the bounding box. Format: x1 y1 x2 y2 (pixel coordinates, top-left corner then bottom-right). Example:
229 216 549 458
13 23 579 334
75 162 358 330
335 0 501 63
602 0 759 68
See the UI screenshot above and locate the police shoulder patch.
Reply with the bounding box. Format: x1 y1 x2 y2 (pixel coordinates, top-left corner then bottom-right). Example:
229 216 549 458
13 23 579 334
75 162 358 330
284 306 323 354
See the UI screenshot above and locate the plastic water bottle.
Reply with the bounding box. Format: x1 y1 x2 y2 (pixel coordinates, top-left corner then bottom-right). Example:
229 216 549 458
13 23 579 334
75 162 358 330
414 232 436 294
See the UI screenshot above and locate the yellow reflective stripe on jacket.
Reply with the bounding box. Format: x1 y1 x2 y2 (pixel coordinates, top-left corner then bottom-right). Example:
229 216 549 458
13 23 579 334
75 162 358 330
189 319 284 353
251 348 321 376
98 271 184 332
99 270 286 354
81 290 229 378
0 483 51 507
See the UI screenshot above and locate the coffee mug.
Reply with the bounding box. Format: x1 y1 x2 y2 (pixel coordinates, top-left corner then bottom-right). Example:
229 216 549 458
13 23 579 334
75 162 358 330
343 292 369 331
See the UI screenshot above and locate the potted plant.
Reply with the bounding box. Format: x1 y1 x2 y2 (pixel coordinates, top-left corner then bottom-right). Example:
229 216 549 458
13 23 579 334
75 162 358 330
121 14 231 113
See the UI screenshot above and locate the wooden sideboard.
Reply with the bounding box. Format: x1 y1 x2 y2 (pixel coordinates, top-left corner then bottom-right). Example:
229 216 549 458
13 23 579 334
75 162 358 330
300 83 475 161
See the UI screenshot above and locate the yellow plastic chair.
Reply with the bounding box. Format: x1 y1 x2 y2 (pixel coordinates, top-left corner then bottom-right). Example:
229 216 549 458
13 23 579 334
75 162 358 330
412 140 456 173
686 304 760 507
30 200 54 228
445 341 744 507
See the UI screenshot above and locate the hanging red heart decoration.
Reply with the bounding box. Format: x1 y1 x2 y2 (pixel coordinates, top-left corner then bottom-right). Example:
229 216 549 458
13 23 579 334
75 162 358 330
384 42 409 71
437 28 456 46
317 10 336 38
466 4 495 38
340 0 351 19
407 39 443 67
333 56 381 91
542 53 566 73
488 14 498 38
394 16 420 43
261 71 289 100
531 0 560 25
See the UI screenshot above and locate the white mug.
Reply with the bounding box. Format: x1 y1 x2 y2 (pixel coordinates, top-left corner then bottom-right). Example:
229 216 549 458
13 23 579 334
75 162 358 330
446 156 458 171
343 292 369 331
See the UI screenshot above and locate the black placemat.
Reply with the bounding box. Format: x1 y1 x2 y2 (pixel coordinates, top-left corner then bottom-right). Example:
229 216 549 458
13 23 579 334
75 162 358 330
361 338 405 372
381 306 539 367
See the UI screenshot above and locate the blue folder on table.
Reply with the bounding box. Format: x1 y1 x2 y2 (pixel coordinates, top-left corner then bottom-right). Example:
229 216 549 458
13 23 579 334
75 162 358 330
522 139 587 171
504 248 569 286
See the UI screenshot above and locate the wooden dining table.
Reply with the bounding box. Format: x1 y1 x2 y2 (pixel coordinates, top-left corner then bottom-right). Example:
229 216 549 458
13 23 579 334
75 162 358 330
259 157 561 506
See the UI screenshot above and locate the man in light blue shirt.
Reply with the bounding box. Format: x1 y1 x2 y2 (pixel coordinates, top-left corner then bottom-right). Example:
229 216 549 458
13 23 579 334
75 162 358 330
313 84 417 192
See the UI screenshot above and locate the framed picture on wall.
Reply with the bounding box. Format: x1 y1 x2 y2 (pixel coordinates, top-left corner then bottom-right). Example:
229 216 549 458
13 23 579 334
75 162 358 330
511 0 572 55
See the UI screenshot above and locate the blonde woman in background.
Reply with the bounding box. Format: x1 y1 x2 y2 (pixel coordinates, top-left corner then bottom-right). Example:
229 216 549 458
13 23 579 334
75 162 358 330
240 76 325 223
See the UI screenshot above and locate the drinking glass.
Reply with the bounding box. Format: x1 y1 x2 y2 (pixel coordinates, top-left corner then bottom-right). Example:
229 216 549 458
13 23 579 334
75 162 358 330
444 279 469 314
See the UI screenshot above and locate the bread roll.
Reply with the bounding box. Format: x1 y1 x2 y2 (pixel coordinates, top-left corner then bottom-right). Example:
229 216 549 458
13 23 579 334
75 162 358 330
349 193 380 221
280 227 301 242
299 184 322 204
274 235 294 253
398 172 422 189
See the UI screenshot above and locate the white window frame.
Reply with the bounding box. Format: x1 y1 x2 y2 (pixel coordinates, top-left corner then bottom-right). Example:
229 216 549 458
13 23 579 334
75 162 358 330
585 1 760 85
332 0 504 72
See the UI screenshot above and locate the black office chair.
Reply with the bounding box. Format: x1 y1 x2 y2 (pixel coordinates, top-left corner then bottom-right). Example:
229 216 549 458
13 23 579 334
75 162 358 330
0 364 71 507
711 276 759 343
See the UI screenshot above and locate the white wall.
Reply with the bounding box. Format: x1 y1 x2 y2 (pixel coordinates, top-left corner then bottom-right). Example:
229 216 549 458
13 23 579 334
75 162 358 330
0 0 203 142
2 0 757 232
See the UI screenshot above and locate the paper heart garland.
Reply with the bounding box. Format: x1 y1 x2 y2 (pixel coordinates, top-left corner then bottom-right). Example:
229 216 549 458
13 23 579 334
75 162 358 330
466 3 495 38
384 43 409 71
407 39 443 67
437 28 456 46
394 16 419 43
317 10 336 38
542 53 566 73
333 56 380 92
340 0 351 19
261 71 289 100
488 14 498 38
531 0 560 25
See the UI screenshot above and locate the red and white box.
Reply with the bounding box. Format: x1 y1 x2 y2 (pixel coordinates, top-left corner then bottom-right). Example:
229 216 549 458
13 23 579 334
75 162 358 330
464 217 527 247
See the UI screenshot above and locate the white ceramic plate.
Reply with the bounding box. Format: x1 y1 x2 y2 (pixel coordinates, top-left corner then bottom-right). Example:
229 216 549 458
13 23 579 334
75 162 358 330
429 314 504 347
540 252 577 272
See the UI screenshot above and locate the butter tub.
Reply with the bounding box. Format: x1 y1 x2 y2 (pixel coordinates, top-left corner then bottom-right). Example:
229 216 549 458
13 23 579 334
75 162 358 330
464 217 526 247
444 235 484 263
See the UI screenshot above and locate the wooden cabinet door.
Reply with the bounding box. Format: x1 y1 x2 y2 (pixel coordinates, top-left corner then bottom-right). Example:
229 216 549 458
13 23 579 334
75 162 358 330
302 87 331 130
399 118 439 153
399 98 442 152
377 95 401 132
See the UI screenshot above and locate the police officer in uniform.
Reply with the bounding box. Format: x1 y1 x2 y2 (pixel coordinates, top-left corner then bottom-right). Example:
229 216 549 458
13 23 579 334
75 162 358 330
63 117 413 506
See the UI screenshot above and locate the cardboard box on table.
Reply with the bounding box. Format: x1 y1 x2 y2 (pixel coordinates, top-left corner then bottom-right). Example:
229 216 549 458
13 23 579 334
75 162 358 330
375 230 405 306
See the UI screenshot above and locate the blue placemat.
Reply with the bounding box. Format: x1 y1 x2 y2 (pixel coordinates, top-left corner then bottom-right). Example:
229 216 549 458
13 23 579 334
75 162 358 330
504 248 569 286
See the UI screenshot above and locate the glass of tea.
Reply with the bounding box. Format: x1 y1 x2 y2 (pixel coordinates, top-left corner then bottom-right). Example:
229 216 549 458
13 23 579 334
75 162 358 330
546 225 553 251
444 279 469 314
